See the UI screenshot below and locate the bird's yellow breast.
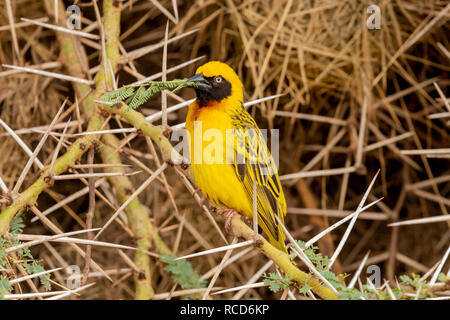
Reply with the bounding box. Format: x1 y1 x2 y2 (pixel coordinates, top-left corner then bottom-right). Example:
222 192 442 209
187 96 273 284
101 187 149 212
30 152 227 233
186 101 253 215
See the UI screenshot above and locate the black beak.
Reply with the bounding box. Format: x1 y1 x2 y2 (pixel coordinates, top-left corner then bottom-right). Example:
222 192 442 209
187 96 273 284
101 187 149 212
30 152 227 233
186 73 212 91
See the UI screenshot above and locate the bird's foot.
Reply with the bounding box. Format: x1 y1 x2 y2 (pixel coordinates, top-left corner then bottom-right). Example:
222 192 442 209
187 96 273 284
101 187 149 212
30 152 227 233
216 208 238 233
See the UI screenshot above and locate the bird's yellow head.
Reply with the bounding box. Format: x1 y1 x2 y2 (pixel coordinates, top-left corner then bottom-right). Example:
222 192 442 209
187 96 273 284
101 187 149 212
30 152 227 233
187 61 243 107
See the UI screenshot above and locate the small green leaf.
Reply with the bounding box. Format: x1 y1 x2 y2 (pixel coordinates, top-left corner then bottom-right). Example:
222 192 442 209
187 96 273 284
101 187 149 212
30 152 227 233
160 255 206 291
101 78 198 112
0 275 12 300
262 272 291 293
9 216 25 236
299 284 311 296
23 261 52 291
438 273 447 282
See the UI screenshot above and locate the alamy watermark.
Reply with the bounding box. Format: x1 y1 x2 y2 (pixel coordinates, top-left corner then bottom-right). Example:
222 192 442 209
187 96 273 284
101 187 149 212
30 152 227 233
367 5 381 30
66 4 81 30
66 265 81 289
367 264 381 288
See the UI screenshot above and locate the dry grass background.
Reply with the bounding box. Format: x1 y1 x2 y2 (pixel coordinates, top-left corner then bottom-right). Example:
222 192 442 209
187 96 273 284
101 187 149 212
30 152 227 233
0 0 449 299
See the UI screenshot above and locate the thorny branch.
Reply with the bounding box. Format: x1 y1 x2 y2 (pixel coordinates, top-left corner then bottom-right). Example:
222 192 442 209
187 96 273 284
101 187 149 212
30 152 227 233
104 101 339 300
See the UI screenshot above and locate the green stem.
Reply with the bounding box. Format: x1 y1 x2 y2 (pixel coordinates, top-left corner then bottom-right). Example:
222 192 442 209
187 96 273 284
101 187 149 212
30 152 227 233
230 215 339 300
98 134 157 299
0 136 96 235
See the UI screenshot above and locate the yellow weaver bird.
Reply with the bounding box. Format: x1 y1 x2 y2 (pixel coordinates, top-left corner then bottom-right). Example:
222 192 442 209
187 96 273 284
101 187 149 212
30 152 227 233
185 61 287 252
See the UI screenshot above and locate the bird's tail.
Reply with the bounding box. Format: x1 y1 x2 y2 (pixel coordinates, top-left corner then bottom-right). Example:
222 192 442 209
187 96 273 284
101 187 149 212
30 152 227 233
268 225 288 254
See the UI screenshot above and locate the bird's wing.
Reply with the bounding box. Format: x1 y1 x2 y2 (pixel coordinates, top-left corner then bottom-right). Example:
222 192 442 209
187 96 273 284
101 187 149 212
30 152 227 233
228 107 286 242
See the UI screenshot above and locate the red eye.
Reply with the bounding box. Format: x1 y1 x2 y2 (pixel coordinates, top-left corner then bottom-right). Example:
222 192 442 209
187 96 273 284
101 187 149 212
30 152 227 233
215 76 222 83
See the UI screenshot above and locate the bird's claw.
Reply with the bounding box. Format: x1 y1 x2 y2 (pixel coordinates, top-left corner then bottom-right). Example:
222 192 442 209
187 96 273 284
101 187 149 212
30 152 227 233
216 208 238 233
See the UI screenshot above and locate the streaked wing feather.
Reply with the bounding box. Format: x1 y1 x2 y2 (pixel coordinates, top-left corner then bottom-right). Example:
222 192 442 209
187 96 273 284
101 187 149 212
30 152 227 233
229 107 286 241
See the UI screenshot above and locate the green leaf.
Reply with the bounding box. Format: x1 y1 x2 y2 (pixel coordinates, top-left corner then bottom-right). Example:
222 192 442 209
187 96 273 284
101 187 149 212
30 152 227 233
127 86 148 110
101 86 135 104
338 287 367 300
23 261 52 291
160 255 206 291
0 238 7 267
101 78 198 112
0 275 12 300
295 240 330 272
299 284 311 296
392 288 405 300
9 216 25 236
0 214 53 297
438 273 447 282
262 272 291 293
398 274 433 299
